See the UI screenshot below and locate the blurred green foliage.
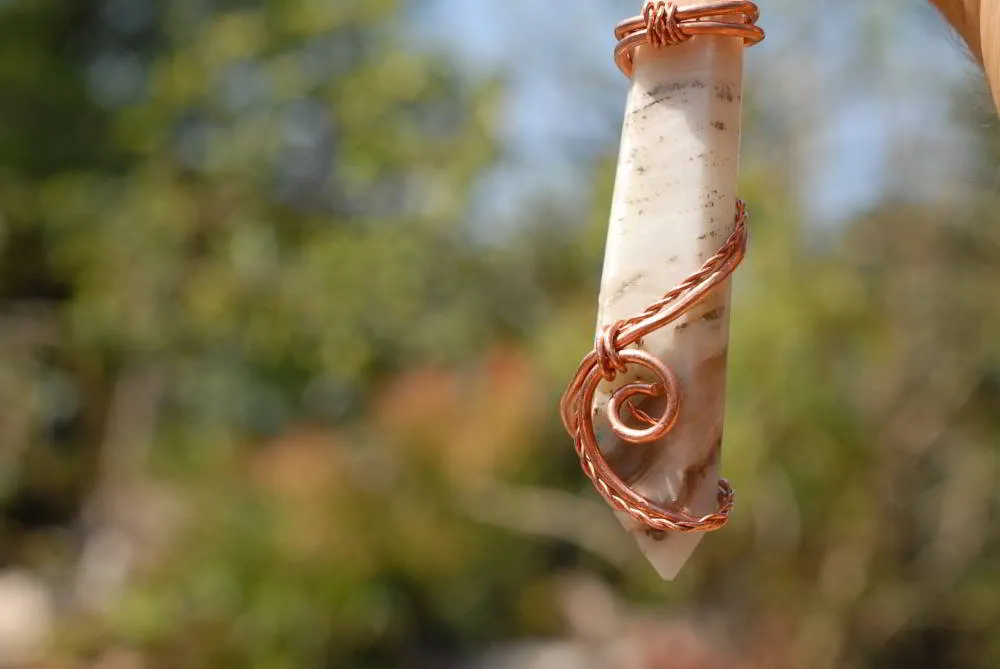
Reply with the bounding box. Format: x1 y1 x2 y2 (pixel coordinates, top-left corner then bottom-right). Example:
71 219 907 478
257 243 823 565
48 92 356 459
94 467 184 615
0 1 999 668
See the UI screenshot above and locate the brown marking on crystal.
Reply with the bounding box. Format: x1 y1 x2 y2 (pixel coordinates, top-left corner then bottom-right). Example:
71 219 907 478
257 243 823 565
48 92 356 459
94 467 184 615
605 439 658 483
633 82 697 113
669 437 724 511
608 272 646 307
701 307 725 323
711 121 726 130
704 350 728 370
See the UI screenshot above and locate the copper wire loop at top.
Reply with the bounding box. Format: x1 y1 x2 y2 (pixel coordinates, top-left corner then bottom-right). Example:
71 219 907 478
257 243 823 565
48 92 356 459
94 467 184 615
614 1 764 77
560 202 749 534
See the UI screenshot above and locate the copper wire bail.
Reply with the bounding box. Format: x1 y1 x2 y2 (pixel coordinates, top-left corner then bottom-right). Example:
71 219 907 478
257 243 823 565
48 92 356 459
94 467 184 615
614 1 764 77
559 2 765 537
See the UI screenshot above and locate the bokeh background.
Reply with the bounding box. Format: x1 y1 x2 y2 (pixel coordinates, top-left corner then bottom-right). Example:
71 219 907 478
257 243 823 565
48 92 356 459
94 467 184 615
0 0 999 667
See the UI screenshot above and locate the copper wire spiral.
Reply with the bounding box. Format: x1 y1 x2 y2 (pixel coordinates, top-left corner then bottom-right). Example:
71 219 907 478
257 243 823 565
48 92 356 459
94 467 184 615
560 202 748 534
614 1 764 77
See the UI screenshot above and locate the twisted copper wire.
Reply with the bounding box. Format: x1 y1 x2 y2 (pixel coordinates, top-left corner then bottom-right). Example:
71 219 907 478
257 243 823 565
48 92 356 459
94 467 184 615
615 1 764 77
560 202 748 533
645 2 688 49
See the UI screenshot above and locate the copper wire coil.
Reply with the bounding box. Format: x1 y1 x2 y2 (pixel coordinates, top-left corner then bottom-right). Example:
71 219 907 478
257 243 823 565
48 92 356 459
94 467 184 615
560 203 748 534
614 1 764 77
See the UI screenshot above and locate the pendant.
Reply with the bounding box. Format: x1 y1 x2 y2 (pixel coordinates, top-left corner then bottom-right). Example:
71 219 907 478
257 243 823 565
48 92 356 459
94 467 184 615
561 1 764 579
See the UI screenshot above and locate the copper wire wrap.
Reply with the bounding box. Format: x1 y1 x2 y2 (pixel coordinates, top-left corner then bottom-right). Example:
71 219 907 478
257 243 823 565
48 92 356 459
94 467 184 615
560 202 748 534
614 1 764 77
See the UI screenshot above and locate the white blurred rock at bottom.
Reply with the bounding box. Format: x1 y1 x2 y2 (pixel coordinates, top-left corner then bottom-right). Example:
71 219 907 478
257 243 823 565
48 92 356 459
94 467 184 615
0 570 53 666
469 575 732 669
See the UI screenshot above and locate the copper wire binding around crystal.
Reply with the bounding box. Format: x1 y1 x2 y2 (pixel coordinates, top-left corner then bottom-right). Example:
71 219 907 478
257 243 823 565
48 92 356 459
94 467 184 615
559 201 748 534
614 1 764 77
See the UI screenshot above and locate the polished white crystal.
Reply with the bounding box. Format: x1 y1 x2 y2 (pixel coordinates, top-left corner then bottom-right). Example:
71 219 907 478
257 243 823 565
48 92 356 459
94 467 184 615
594 12 745 580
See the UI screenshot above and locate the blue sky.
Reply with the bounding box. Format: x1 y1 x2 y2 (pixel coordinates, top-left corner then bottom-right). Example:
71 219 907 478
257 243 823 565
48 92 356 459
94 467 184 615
411 0 983 234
